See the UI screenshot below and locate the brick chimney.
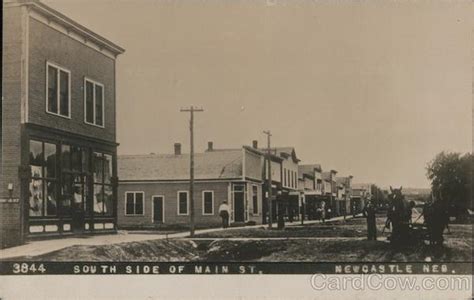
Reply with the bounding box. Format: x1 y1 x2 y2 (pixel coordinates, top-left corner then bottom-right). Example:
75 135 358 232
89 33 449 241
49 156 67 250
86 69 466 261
207 141 213 151
174 143 181 155
252 140 258 149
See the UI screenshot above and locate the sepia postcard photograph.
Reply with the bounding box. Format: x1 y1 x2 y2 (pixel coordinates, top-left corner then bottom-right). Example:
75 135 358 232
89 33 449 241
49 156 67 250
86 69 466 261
0 0 472 299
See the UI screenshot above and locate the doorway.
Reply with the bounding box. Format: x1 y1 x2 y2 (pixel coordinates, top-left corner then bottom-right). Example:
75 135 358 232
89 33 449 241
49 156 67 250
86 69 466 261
152 196 164 223
234 192 245 222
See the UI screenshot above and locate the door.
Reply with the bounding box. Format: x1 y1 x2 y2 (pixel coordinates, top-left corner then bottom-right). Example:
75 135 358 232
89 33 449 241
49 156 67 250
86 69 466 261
234 192 245 222
153 196 164 223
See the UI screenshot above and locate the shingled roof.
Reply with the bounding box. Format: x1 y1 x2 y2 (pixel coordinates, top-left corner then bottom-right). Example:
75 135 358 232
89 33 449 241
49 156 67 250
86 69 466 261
119 149 244 181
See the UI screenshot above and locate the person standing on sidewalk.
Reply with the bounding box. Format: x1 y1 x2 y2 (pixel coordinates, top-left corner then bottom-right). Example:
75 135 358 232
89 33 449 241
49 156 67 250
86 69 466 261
363 200 377 240
320 201 326 224
218 200 231 228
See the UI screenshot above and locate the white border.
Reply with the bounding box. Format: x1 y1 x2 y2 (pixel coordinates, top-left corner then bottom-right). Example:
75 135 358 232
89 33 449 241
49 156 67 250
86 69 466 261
177 191 189 216
84 77 105 128
201 190 214 215
151 195 165 223
124 191 145 216
45 61 71 119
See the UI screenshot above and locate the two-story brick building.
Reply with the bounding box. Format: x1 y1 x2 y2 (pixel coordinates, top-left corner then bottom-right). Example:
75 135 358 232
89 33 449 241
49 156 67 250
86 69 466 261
117 143 265 228
1 0 124 248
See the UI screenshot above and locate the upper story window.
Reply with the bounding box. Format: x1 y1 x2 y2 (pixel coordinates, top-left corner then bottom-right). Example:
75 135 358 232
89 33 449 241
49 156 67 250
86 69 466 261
46 62 71 118
84 78 105 127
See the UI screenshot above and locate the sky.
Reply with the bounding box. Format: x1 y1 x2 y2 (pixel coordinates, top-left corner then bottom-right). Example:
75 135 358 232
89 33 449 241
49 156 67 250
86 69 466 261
44 0 472 188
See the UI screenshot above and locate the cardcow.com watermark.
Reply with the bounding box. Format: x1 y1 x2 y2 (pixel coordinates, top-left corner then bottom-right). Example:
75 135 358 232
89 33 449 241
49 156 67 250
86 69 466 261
310 274 472 291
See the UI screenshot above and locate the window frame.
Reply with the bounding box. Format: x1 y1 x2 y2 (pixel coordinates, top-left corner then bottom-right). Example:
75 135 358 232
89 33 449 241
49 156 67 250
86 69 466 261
46 61 71 119
124 191 145 216
177 191 189 216
201 190 214 216
83 77 105 128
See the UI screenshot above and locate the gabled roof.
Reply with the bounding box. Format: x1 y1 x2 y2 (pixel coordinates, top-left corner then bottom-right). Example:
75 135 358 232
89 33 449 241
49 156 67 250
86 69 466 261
119 149 245 181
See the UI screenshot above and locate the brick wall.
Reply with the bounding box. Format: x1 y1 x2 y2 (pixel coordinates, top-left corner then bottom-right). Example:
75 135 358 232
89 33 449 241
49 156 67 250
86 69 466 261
0 202 22 248
118 181 232 228
28 18 116 143
1 5 24 248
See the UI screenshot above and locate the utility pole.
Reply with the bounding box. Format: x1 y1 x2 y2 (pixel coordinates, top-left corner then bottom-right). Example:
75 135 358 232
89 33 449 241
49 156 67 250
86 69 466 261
263 130 273 228
180 106 204 237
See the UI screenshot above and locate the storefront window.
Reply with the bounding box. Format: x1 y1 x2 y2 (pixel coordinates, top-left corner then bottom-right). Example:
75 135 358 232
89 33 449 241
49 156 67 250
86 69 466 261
93 152 113 216
29 140 58 217
104 154 112 184
61 173 72 216
29 177 43 217
61 145 71 170
29 139 114 220
45 181 57 216
71 146 82 172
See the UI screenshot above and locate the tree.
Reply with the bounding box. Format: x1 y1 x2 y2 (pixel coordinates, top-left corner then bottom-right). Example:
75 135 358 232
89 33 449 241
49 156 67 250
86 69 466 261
426 151 472 219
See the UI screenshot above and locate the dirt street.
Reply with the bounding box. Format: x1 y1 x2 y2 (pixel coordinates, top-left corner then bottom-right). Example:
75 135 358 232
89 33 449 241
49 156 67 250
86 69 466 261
13 216 472 262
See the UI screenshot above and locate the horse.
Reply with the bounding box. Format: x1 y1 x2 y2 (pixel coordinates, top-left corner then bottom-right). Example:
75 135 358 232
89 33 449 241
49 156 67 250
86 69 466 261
386 186 415 245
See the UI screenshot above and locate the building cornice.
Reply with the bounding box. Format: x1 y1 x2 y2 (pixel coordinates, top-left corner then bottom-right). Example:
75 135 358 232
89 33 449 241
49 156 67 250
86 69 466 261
6 0 125 58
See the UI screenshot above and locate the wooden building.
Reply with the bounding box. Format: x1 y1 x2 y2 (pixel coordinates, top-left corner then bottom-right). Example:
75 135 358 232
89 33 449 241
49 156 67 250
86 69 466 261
117 143 265 228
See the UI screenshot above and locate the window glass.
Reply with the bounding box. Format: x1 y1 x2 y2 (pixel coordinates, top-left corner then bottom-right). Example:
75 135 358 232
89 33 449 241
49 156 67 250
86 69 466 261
103 154 112 184
73 181 84 210
126 193 134 215
29 178 43 217
71 146 82 172
59 70 69 116
82 148 90 173
95 85 103 126
85 81 94 123
179 192 188 214
61 145 71 171
45 181 57 216
104 185 113 215
233 184 245 192
252 186 258 214
47 65 58 114
93 184 104 214
61 174 72 216
29 140 43 167
135 192 144 215
203 192 213 214
44 143 56 178
93 152 104 183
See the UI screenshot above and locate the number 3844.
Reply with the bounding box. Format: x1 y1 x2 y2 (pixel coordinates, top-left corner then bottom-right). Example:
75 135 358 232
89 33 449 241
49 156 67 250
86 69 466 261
12 263 46 274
